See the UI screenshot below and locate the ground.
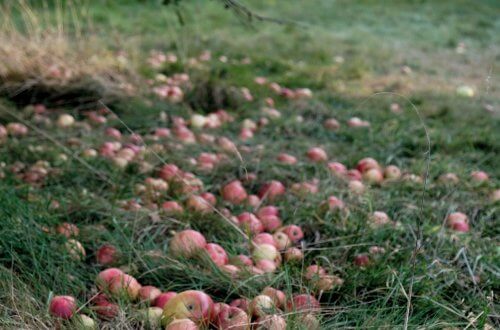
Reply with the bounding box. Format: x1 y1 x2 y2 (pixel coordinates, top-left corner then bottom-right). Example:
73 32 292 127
0 0 499 329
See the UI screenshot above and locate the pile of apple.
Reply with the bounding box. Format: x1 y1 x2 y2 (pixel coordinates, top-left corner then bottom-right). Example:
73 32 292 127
49 265 325 329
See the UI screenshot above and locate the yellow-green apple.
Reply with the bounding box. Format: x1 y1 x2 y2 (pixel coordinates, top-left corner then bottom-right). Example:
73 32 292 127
154 292 177 309
161 290 213 326
273 232 291 250
252 244 279 263
250 295 275 317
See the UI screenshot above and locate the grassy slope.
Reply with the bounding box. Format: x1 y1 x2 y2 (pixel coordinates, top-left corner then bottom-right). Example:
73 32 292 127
1 0 499 328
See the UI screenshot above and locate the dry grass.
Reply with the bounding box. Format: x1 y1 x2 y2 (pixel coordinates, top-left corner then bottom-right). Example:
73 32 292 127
0 1 136 109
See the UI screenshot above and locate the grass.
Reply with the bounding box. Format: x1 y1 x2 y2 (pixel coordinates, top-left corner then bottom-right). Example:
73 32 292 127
0 0 499 329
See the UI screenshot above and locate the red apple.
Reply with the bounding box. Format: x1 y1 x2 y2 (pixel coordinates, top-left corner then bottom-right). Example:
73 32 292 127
369 211 391 227
259 215 282 232
305 265 326 281
277 153 297 165
170 230 207 258
287 294 320 313
354 254 370 267
471 171 489 183
230 255 253 267
96 268 124 290
327 196 345 210
256 259 277 273
451 221 470 232
108 274 141 300
346 169 362 181
246 194 260 207
362 168 384 184
159 164 180 181
200 192 217 206
253 233 276 247
261 287 286 308
165 318 199 330
284 247 303 262
258 181 286 200
279 225 304 243
92 294 119 320
256 315 287 330
162 201 184 214
49 295 76 319
222 180 248 204
204 243 228 266
238 212 264 234
323 118 340 130
186 195 212 213
307 147 328 162
139 286 162 303
230 298 249 313
356 158 380 173
217 305 249 330
348 180 365 194
96 244 118 266
384 165 401 180
257 206 279 218
154 292 177 309
327 162 347 178
313 275 344 291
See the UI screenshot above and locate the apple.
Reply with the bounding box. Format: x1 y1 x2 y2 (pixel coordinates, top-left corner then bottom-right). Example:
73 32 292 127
261 287 286 308
161 290 214 326
6 122 28 136
165 318 199 330
220 264 240 276
354 254 370 267
74 314 95 329
253 233 276 247
154 292 177 309
259 215 282 232
92 294 119 320
56 223 79 238
284 247 303 262
186 195 212 213
230 255 253 267
348 180 365 194
347 117 370 127
239 128 254 140
323 118 340 131
252 244 279 262
327 196 345 210
277 153 297 165
218 137 237 153
313 275 344 291
439 173 459 184
257 206 279 218
159 164 181 181
356 158 380 173
170 230 207 258
369 211 391 227
451 221 470 232
362 168 384 184
286 294 320 313
446 212 468 227
307 147 328 162
230 298 250 313
256 259 277 273
96 244 118 266
139 286 162 303
384 165 401 180
204 243 228 266
279 225 304 243
200 192 217 206
222 180 248 204
300 314 320 330
190 114 207 128
142 307 163 326
256 315 287 330
174 126 196 144
217 305 249 330
273 232 291 250
49 295 76 319
155 127 171 138
346 169 362 181
210 302 227 323
471 171 489 183
246 194 260 207
105 127 122 140
96 268 124 290
108 274 141 300
305 265 326 281
57 114 75 128
490 189 500 202
65 239 86 261
258 181 286 200
328 162 347 176
162 201 184 214
238 212 264 234
250 295 275 317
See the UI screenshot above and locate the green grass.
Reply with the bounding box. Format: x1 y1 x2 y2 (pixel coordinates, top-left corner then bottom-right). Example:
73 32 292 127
0 0 499 329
